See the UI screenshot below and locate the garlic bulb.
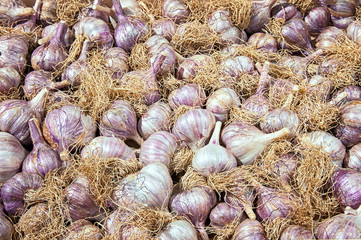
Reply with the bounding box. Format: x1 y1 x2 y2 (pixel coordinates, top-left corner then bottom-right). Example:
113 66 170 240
336 100 361 147
280 225 315 239
104 47 129 79
139 131 177 167
246 0 276 34
0 132 28 183
176 55 214 82
231 219 266 240
0 67 21 94
0 212 14 239
40 22 74 47
81 136 136 160
247 32 278 53
345 143 361 170
17 203 49 235
172 109 216 152
162 0 189 24
209 202 246 228
112 162 173 210
138 102 172 139
281 18 314 53
99 100 143 146
152 19 177 41
305 7 331 36
158 220 198 240
39 0 57 24
206 88 241 123
222 121 290 165
193 121 237 176
168 84 206 110
64 219 103 240
0 34 29 73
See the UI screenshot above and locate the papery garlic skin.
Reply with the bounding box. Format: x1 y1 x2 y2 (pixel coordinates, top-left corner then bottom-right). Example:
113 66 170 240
139 131 177 167
40 22 74 47
345 143 361 170
0 34 29 73
0 211 14 239
158 220 198 240
231 219 267 240
247 32 278 53
64 219 103 240
152 19 177 41
18 203 49 235
0 67 21 94
168 84 206 110
210 202 246 228
104 47 129 79
280 225 315 240
162 0 189 24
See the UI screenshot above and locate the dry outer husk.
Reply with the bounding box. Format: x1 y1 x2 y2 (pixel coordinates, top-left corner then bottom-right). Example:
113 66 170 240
226 106 260 126
0 25 42 48
170 146 194 174
179 167 208 190
287 0 319 14
56 0 93 26
263 217 292 240
129 43 150 71
208 217 242 240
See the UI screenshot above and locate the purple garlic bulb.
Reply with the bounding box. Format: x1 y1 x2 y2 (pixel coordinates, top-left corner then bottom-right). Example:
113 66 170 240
281 18 314 54
39 0 57 25
246 0 276 34
336 100 361 147
24 70 69 98
316 206 361 239
280 225 315 239
0 67 21 94
297 131 346 167
210 202 246 228
0 209 14 239
81 136 136 160
152 19 177 41
65 176 104 222
113 0 149 52
14 0 40 33
170 186 217 240
64 219 103 240
0 1 34 25
332 15 355 29
78 0 109 22
158 219 198 240
176 55 214 82
332 168 361 210
206 88 241 123
192 121 237 176
345 143 361 170
305 7 331 36
73 17 113 49
347 20 361 44
232 219 267 240
31 21 68 72
220 56 257 81
0 34 29 73
162 0 190 24
316 26 346 52
138 102 172 139
322 0 357 28
331 85 361 107
271 2 302 21
255 184 297 221
104 47 129 79
43 105 97 154
222 120 290 165
22 118 62 178
61 40 91 87
112 162 173 210
168 84 206 110
99 100 143 146
139 131 177 167
39 22 74 47
0 88 48 145
172 109 216 152
247 32 278 53
1 172 42 216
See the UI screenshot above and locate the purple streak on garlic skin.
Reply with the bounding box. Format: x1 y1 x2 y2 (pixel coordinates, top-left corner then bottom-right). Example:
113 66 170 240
0 211 14 239
231 219 267 240
281 18 314 54
315 26 346 52
145 35 176 74
176 55 214 81
1 172 42 216
0 67 21 94
210 202 246 228
332 168 361 210
168 84 206 110
271 2 302 21
255 184 297 221
246 0 277 34
22 118 62 178
170 186 217 240
64 219 103 240
0 132 28 184
0 1 34 25
65 176 105 222
332 15 355 29
247 33 278 53
14 0 40 33
78 0 109 23
192 121 237 176
305 7 331 36
139 131 177 167
42 104 97 153
73 17 113 49
331 85 361 107
152 19 177 41
31 21 68 72
138 102 172 139
0 88 48 145
158 219 198 240
81 136 136 160
316 206 361 239
99 100 143 146
221 121 290 165
336 100 361 147
347 20 361 44
40 22 74 47
345 143 361 170
162 0 190 24
321 0 356 30
297 131 346 167
104 47 129 79
113 0 150 52
280 225 315 240
24 70 69 97
242 61 272 119
0 34 29 73
61 40 91 87
206 88 241 123
112 162 173 210
172 109 216 152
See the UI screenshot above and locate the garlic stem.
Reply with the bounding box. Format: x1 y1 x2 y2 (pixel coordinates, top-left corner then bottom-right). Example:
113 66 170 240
52 80 70 90
197 223 209 240
112 0 126 20
263 127 290 142
10 7 34 19
243 204 256 220
329 91 348 106
29 88 48 114
209 121 221 145
51 21 66 44
130 133 144 146
255 61 270 95
92 5 117 20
